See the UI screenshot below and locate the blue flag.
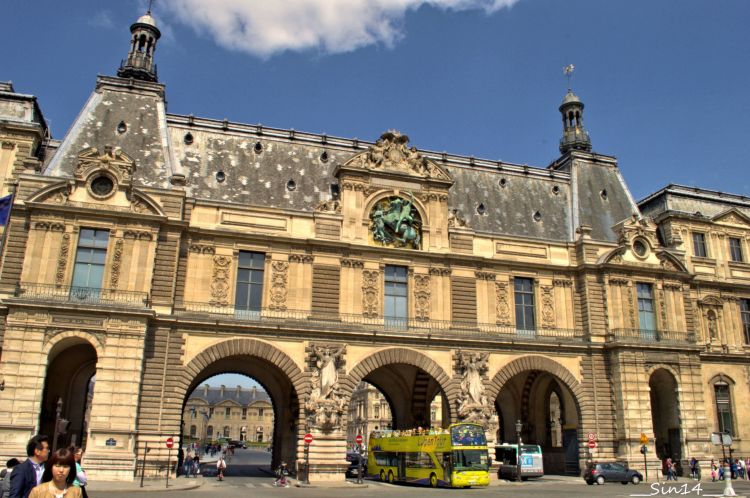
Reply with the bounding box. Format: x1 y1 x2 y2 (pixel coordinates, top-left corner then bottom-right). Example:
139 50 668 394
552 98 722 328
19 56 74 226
0 194 11 226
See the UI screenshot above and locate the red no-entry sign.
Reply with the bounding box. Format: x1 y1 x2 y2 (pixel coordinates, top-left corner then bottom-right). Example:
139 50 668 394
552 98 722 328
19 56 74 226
304 433 314 445
355 434 363 445
166 437 174 449
588 441 597 449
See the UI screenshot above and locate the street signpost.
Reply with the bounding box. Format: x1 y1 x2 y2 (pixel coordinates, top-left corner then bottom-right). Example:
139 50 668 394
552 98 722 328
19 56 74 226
355 434 364 484
588 440 597 449
166 437 174 488
303 433 313 484
639 433 649 481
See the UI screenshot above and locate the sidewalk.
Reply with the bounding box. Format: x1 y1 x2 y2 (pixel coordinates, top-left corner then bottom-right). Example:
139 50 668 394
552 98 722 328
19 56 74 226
86 476 204 493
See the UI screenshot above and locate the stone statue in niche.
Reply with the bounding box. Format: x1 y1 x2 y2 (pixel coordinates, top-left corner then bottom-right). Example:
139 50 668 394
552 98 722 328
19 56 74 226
455 351 493 424
370 192 421 249
305 344 347 431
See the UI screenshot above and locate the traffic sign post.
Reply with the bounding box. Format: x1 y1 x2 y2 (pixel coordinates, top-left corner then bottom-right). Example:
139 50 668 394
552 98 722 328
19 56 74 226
355 434 364 484
166 437 174 488
588 440 597 449
303 433 313 485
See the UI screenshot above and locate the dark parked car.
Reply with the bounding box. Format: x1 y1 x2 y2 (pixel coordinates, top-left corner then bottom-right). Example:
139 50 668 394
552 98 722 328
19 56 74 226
583 462 643 485
345 452 367 477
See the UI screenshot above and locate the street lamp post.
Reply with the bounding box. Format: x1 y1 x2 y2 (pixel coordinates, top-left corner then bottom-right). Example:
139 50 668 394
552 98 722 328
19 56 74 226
515 420 523 483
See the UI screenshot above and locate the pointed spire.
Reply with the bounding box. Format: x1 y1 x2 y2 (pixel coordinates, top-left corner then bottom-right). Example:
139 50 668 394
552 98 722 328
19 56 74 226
558 65 591 154
117 8 161 82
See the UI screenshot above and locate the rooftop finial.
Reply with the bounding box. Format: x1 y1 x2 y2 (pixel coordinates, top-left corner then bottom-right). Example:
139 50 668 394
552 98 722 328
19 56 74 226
147 0 155 14
563 64 575 91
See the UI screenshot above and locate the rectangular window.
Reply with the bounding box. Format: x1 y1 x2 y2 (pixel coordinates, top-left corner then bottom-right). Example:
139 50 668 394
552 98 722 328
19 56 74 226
374 406 380 418
637 283 656 339
225 407 231 419
242 408 247 420
384 265 408 328
715 383 733 436
741 299 750 345
258 408 264 417
235 251 265 317
514 278 535 331
71 228 109 290
692 232 708 258
730 237 744 262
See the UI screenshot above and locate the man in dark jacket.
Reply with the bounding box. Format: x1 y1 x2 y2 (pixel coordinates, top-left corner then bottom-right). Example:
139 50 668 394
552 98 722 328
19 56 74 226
9 435 49 498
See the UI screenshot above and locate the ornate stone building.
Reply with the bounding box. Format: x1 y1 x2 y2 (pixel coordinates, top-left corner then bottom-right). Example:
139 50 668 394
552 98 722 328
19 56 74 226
0 10 749 482
182 384 273 444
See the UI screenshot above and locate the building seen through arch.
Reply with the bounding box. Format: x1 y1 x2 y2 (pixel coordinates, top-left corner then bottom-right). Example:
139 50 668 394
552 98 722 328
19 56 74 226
1 9 750 483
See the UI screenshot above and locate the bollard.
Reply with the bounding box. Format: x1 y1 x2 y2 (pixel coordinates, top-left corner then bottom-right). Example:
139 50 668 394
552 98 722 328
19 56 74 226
723 462 736 497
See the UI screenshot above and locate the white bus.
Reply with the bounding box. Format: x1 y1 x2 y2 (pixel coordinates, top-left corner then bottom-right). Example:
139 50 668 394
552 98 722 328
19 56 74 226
494 444 544 480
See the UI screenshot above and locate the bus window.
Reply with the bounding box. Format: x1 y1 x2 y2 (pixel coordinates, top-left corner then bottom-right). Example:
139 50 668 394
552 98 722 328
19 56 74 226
521 445 541 454
453 450 489 471
451 424 487 447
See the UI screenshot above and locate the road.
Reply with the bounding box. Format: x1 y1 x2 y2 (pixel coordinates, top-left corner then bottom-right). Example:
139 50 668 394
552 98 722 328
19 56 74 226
96 450 750 498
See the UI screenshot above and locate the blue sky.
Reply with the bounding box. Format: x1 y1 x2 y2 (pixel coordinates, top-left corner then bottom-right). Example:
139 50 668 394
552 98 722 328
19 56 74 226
3 0 749 200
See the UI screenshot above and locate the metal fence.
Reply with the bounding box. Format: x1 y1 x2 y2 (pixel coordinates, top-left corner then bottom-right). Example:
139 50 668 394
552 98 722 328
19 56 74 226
174 302 587 342
608 328 697 345
16 283 150 307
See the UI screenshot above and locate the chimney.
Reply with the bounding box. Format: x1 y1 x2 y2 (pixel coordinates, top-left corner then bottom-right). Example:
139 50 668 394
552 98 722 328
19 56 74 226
236 385 241 398
203 384 209 396
252 386 257 399
220 385 225 397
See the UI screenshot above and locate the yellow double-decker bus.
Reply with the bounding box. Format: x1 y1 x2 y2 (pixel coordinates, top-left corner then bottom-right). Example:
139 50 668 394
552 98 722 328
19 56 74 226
367 423 490 488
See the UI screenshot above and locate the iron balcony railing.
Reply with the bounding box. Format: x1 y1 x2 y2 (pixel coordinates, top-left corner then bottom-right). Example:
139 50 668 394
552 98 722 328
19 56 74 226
174 301 587 342
16 283 150 307
608 328 697 345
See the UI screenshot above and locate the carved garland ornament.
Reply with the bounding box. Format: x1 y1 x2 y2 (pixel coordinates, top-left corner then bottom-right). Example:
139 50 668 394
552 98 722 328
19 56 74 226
210 256 232 306
495 282 511 326
413 274 431 321
541 285 555 329
269 261 289 311
55 234 71 286
362 270 380 318
109 239 124 289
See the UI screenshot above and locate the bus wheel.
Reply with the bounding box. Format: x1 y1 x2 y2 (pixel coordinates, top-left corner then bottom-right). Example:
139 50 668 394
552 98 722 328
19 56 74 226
429 473 438 488
388 471 395 483
380 470 386 482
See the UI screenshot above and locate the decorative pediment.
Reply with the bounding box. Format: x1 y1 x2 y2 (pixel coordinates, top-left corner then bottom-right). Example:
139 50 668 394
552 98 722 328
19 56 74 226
342 131 452 182
712 208 750 227
699 295 724 307
613 214 659 247
74 146 136 186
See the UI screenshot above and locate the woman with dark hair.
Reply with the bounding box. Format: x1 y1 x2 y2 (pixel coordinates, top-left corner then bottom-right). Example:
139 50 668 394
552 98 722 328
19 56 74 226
28 448 81 498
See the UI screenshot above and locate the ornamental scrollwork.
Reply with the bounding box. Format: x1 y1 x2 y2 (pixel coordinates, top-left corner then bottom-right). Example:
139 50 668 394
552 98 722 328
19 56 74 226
370 192 422 249
413 274 431 321
55 234 71 286
541 286 555 329
362 270 380 318
110 239 124 289
209 256 232 306
495 282 511 326
269 261 289 311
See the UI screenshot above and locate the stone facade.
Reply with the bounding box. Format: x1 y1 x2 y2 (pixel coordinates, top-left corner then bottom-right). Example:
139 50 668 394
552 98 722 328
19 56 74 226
0 11 749 483
183 384 273 444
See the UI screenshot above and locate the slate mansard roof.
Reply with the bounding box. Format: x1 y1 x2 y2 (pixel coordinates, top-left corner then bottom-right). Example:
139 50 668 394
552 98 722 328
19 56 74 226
40 74 639 243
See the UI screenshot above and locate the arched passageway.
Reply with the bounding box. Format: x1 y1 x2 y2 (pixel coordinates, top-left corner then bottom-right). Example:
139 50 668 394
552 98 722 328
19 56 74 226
177 341 305 474
491 363 582 476
40 339 97 450
649 368 682 467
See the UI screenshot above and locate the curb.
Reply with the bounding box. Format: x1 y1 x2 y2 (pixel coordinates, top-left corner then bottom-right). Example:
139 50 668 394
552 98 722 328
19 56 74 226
86 478 205 493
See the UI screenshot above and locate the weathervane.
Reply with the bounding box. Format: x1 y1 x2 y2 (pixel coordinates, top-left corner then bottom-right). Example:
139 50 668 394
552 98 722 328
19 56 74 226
563 64 575 90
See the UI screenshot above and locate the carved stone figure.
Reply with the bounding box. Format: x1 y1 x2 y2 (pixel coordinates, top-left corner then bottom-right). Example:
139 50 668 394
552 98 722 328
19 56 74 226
370 192 421 249
306 344 347 431
455 351 493 424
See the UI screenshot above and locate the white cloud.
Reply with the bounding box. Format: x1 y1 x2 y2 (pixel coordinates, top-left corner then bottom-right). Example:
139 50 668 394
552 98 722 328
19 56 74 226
89 10 114 29
160 0 518 58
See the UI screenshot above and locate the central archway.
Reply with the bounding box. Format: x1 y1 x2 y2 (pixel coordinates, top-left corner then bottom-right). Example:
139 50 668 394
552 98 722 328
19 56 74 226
649 368 682 468
488 356 584 476
176 339 306 473
344 348 456 431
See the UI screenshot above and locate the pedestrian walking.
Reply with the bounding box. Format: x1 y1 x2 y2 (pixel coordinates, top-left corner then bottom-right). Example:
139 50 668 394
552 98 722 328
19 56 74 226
192 455 200 477
689 457 697 479
1 459 20 498
71 448 88 498
216 455 227 481
665 457 675 481
8 434 50 498
183 453 193 478
711 460 717 482
27 448 81 498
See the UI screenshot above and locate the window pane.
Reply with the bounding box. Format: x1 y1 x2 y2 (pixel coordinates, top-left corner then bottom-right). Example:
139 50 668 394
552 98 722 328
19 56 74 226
730 238 743 262
384 266 408 320
693 233 707 258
